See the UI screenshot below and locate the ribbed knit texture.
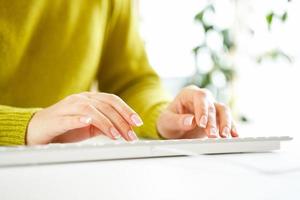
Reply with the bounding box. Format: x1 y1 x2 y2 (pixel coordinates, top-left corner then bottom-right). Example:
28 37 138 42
0 106 41 145
0 0 171 145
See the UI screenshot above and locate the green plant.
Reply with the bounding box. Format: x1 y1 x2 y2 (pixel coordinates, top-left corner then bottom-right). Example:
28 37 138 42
190 4 236 104
190 1 292 122
257 0 292 64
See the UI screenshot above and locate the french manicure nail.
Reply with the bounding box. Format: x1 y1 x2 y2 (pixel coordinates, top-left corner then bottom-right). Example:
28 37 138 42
222 127 230 137
131 114 143 126
210 127 217 136
110 127 121 139
183 116 194 126
128 130 138 141
79 116 92 124
199 115 208 128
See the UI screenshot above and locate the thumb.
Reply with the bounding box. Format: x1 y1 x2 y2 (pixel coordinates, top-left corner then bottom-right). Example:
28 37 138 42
158 110 196 139
50 115 92 138
49 115 94 143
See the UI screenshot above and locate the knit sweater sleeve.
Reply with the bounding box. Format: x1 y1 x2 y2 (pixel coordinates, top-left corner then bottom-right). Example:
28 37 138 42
0 105 40 146
97 0 171 139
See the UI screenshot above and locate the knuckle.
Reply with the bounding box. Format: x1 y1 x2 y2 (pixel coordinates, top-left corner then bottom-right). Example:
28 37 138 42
185 84 199 90
107 93 117 100
66 94 86 103
111 94 123 103
103 93 121 104
218 103 230 113
201 88 212 97
89 91 98 95
80 91 90 96
183 85 200 94
183 85 214 102
83 91 95 95
194 90 207 99
108 95 127 108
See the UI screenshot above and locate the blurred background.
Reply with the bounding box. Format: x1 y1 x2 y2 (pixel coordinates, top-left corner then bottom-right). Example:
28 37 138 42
137 0 300 141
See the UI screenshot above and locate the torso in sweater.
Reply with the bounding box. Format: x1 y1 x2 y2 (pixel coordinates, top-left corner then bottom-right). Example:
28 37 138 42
0 0 110 107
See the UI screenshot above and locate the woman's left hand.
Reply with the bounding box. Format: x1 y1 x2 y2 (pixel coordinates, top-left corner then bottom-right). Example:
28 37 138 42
156 85 239 139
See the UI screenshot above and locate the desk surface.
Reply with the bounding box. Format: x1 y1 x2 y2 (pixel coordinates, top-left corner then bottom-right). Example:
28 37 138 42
1 137 300 200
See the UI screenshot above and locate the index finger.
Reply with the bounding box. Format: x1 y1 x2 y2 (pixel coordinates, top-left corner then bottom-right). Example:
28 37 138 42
193 92 209 129
83 92 143 127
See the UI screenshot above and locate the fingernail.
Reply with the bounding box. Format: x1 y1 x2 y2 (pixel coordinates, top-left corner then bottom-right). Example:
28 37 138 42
183 116 194 126
80 116 92 124
199 115 208 128
110 127 121 139
232 127 239 137
128 130 138 141
131 114 143 126
210 127 217 136
222 127 230 138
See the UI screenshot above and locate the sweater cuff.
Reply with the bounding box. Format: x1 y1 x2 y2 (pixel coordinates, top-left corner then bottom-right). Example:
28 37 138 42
135 102 169 140
0 106 41 146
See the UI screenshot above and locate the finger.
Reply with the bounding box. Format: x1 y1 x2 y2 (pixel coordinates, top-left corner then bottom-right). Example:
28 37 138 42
52 126 92 143
74 104 121 140
84 93 143 127
205 104 218 138
177 86 211 128
193 93 209 129
215 103 232 138
58 115 92 133
157 110 196 139
66 96 135 141
49 115 93 143
231 121 239 137
90 100 137 141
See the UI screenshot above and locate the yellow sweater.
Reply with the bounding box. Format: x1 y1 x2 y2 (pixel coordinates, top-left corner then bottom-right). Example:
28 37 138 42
0 0 170 145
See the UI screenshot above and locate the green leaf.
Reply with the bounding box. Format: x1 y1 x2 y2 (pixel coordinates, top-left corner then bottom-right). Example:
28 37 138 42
266 12 274 29
256 49 293 63
239 115 249 122
194 11 204 22
281 11 288 22
221 68 235 81
194 4 215 22
221 29 235 51
203 24 214 32
200 73 211 88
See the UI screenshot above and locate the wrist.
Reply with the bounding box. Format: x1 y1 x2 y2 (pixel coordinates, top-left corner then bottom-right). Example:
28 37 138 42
26 110 43 145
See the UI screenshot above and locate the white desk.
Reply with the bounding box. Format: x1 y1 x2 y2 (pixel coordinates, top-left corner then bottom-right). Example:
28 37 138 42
1 137 300 200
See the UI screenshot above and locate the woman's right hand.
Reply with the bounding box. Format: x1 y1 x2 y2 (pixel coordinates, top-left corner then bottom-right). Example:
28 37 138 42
26 92 143 145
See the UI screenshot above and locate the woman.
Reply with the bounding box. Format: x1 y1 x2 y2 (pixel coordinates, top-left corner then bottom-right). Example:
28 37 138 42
0 0 238 146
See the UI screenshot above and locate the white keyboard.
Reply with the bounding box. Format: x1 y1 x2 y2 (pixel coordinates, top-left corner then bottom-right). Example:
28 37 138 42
0 136 292 167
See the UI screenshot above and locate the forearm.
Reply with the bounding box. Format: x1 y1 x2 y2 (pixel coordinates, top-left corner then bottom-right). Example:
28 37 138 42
118 75 171 139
